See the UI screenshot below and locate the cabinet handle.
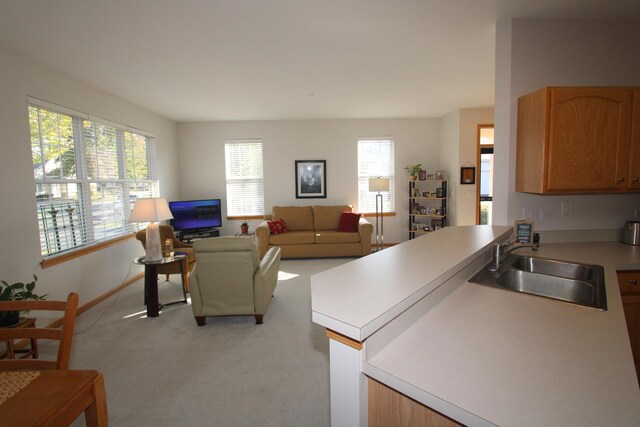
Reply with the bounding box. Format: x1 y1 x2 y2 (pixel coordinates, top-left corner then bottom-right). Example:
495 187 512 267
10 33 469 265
617 177 626 183
633 177 639 183
629 279 638 285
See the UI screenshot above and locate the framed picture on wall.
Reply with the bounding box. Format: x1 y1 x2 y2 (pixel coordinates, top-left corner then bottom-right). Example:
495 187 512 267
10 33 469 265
295 160 327 198
460 166 476 184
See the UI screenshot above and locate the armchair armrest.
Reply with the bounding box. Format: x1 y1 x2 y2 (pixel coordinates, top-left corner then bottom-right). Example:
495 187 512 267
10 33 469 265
358 217 373 255
255 220 271 259
254 246 282 314
358 217 373 236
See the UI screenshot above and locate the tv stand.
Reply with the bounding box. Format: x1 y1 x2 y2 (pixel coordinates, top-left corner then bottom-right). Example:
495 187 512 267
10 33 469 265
177 228 220 244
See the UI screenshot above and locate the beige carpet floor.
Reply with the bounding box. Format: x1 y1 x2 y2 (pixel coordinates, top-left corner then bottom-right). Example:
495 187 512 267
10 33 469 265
43 257 353 426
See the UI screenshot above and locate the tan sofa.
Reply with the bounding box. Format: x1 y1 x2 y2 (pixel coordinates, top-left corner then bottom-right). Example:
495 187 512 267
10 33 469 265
256 205 373 259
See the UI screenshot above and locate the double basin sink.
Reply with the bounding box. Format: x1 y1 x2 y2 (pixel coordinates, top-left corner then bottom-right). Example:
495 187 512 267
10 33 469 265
469 253 607 310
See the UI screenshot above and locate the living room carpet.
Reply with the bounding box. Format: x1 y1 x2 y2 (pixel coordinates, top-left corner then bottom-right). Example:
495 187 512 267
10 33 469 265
47 257 354 426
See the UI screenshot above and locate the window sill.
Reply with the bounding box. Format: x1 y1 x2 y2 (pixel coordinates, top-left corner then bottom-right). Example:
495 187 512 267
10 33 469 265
362 212 396 217
40 233 135 269
227 215 265 221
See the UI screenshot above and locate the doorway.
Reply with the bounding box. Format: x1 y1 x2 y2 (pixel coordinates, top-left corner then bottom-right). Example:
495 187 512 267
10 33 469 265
476 125 494 225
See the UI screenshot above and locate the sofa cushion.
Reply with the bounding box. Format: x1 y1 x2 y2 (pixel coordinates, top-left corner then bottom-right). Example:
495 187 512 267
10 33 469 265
313 205 352 230
272 206 314 231
267 218 287 234
315 230 361 244
270 230 316 245
337 211 361 232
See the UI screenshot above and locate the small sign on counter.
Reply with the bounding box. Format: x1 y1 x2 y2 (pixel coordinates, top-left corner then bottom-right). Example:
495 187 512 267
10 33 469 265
514 220 534 243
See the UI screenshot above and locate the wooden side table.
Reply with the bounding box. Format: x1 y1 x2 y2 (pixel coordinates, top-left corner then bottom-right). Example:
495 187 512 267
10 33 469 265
133 254 188 317
0 317 39 360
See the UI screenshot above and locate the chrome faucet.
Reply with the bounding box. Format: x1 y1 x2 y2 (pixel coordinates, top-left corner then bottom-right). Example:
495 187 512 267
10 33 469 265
489 233 540 271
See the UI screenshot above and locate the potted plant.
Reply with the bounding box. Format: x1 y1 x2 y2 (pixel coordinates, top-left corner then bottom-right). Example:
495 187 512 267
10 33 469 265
240 220 249 235
404 164 422 180
0 275 47 327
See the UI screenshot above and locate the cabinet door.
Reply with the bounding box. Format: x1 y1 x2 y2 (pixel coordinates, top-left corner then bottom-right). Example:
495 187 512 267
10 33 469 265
547 88 632 191
628 89 640 189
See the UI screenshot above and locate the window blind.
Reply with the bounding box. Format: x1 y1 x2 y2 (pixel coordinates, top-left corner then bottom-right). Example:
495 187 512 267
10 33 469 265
29 104 158 257
224 139 264 217
357 138 395 213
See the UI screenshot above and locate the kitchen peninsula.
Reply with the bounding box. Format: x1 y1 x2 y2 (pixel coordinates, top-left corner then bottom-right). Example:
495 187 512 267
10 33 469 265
311 225 640 426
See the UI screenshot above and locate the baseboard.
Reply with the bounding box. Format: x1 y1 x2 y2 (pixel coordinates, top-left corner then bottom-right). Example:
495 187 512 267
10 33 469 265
11 271 144 351
46 272 144 329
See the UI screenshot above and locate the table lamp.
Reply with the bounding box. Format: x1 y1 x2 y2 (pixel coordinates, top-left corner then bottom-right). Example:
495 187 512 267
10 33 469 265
369 177 390 251
129 197 173 261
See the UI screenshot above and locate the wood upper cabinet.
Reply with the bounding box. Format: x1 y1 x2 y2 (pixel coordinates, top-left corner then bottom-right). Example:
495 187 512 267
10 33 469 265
629 89 640 189
516 87 639 194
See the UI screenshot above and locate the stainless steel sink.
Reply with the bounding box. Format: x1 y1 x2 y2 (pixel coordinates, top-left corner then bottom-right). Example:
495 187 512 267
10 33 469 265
510 256 595 281
469 254 607 310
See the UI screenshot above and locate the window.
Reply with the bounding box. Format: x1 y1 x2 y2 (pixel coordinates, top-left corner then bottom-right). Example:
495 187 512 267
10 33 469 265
357 138 395 213
29 100 157 257
224 139 264 217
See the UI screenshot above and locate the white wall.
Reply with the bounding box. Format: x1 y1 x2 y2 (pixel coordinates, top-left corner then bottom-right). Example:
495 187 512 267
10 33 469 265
440 108 494 226
439 110 460 224
0 43 179 304
493 19 640 231
178 119 440 243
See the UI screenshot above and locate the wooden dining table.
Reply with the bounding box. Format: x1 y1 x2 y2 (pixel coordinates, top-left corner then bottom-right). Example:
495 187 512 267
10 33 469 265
0 369 107 426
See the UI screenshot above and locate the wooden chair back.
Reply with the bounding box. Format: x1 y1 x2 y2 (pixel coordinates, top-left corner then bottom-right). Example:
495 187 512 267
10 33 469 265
0 292 79 371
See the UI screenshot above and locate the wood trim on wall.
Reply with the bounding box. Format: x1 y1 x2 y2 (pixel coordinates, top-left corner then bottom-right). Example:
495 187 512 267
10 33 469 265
12 271 144 350
362 212 396 218
476 124 494 225
41 233 135 269
326 329 363 350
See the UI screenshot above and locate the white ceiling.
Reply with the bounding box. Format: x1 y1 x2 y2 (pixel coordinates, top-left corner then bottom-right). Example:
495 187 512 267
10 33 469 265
1 0 639 122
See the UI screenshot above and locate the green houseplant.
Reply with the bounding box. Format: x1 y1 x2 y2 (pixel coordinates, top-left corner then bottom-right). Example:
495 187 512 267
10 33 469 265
404 164 422 180
0 275 47 327
240 219 250 235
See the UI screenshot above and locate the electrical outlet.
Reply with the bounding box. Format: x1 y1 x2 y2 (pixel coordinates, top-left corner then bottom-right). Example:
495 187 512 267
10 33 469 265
561 200 571 216
541 210 554 219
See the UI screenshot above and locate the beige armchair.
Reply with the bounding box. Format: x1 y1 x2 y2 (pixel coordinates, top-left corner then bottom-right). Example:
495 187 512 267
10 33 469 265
189 237 281 326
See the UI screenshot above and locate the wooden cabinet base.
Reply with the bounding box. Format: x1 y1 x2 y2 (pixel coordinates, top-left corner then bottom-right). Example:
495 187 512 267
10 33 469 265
617 271 640 387
368 378 461 427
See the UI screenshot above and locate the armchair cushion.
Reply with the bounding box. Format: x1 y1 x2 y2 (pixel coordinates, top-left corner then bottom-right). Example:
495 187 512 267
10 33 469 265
313 205 352 230
270 230 315 245
272 206 313 231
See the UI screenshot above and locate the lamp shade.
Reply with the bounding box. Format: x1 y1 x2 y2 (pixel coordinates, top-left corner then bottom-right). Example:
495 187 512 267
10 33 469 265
129 198 173 223
369 177 390 192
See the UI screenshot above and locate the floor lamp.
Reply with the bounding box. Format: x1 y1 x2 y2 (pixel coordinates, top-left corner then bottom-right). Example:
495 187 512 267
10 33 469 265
369 177 389 252
129 198 174 261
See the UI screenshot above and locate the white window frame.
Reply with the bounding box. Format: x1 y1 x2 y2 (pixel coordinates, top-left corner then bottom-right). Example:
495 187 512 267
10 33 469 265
29 98 158 257
357 138 395 214
224 139 264 218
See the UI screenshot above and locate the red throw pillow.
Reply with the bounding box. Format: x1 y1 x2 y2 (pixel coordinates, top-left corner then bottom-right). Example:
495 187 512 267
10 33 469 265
337 211 361 232
267 218 287 234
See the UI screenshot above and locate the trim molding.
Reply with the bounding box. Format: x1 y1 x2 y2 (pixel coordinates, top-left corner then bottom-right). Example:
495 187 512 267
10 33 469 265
39 272 143 331
326 329 363 350
41 234 135 269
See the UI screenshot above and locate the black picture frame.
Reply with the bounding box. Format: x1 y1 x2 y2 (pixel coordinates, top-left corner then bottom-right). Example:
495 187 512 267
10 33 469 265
460 166 476 185
295 160 327 198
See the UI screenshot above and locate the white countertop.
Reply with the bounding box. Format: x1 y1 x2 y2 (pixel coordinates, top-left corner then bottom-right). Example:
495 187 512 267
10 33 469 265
363 240 640 426
311 225 512 341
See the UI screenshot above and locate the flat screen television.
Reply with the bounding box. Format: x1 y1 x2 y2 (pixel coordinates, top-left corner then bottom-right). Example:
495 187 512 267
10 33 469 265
168 199 222 232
